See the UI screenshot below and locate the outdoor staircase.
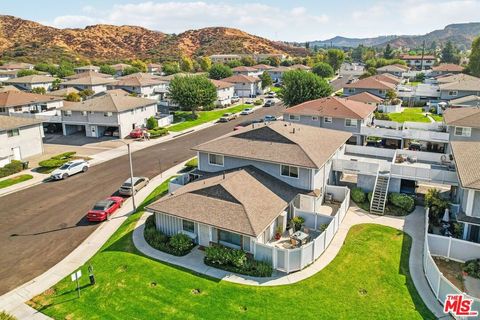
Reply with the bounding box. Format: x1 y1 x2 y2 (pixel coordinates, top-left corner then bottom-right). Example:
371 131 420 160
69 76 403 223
370 170 391 215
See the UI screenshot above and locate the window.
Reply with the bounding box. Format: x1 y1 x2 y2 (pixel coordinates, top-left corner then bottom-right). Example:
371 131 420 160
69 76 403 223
324 117 332 123
281 165 299 178
448 91 458 96
378 90 385 95
345 119 357 127
218 230 242 247
208 153 224 166
0 107 6 113
347 88 355 93
312 116 319 121
182 220 195 233
64 111 72 116
104 112 112 117
288 114 300 121
7 128 19 137
13 106 22 112
454 126 471 137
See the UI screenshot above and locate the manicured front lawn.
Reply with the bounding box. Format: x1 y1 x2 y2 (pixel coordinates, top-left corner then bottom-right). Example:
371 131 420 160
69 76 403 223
407 81 421 87
388 107 431 123
0 174 33 189
269 86 282 94
29 178 434 320
430 114 443 122
168 104 249 132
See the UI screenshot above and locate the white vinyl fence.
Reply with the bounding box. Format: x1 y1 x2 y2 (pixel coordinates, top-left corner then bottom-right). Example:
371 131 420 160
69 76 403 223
254 186 350 273
423 208 480 319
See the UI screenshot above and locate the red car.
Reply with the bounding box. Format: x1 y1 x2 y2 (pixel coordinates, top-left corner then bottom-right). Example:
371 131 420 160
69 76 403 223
129 128 145 139
87 196 124 222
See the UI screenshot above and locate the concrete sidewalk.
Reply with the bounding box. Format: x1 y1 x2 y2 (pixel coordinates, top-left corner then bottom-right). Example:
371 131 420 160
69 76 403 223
132 206 447 318
0 160 190 320
0 170 47 197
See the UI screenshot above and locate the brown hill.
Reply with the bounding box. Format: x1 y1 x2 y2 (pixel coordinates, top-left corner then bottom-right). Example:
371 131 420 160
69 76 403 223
0 15 307 62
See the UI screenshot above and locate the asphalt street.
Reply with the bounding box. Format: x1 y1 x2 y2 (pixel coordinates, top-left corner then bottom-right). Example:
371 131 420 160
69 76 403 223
0 104 285 295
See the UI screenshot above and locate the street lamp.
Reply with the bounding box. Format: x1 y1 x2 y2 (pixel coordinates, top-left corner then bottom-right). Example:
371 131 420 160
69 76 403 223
115 140 136 211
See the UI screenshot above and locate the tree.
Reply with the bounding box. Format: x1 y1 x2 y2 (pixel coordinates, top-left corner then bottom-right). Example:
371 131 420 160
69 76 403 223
280 60 294 67
17 69 38 77
415 72 425 82
327 49 345 71
130 59 147 72
240 56 255 66
441 41 460 64
467 36 480 77
79 89 94 99
52 78 61 90
267 56 281 67
123 66 141 76
162 62 181 75
383 44 394 59
31 87 46 94
55 64 75 78
351 45 365 62
257 59 271 66
259 71 273 89
168 75 217 117
197 56 212 72
312 62 334 78
226 60 242 68
146 116 158 129
282 70 332 106
385 89 397 101
180 56 194 72
65 92 81 102
208 64 233 80
99 65 116 75
429 41 437 51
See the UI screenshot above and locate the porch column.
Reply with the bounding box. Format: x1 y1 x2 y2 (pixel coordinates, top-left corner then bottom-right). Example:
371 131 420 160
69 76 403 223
465 189 474 217
463 223 469 240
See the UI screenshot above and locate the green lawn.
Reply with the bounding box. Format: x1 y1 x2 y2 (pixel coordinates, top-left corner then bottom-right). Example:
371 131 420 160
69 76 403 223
430 114 443 122
406 81 421 87
269 86 282 94
0 174 33 189
168 104 250 132
388 107 431 123
28 178 434 320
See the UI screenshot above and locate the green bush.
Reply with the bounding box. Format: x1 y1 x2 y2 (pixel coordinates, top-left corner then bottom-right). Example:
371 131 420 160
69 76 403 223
367 192 373 204
146 116 158 130
253 99 263 106
0 311 17 320
169 233 194 254
148 127 168 138
0 160 24 178
389 193 415 212
143 215 194 256
39 152 77 168
463 259 480 279
185 158 198 169
291 216 305 231
351 187 366 203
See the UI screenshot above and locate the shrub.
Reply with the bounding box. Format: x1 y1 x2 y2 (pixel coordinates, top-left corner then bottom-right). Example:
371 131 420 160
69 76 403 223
146 116 158 130
51 152 76 160
148 127 168 138
351 187 366 203
367 192 373 204
0 311 17 320
389 193 415 212
463 259 480 279
185 158 198 169
143 215 194 256
0 160 24 178
253 99 263 106
425 188 449 225
374 111 391 121
169 233 194 255
291 216 305 231
38 152 76 169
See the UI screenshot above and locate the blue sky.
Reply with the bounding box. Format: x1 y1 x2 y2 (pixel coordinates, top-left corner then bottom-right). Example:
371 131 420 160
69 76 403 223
2 0 479 41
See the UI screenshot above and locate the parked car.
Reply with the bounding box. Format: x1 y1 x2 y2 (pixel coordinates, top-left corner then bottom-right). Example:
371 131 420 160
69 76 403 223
50 159 89 180
274 83 282 87
118 177 150 196
219 113 238 122
264 115 277 122
231 95 240 103
268 91 276 96
104 127 119 137
264 100 276 107
130 127 146 139
266 94 275 99
87 196 124 222
245 100 253 105
240 108 254 115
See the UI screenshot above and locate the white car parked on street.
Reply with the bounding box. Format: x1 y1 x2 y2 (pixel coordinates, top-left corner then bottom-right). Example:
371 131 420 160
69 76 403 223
50 159 89 180
240 108 254 115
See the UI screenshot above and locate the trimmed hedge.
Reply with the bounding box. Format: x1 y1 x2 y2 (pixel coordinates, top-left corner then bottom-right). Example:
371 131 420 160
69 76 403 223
143 215 194 256
0 160 24 178
351 187 366 203
253 99 263 106
148 127 168 138
389 193 415 213
204 245 272 277
38 152 76 169
185 158 198 169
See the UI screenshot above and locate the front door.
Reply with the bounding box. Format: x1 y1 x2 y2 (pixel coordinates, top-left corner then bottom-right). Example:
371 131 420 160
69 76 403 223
90 125 97 138
11 147 21 160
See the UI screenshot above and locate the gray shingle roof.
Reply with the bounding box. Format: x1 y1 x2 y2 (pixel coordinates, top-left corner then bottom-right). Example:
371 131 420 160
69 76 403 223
0 115 42 131
451 141 480 190
61 94 156 113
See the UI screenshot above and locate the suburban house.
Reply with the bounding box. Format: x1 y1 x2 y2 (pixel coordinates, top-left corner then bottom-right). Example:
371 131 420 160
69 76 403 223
109 75 167 99
400 54 436 69
0 86 20 93
438 77 480 101
436 73 479 84
0 115 43 166
290 64 311 71
252 64 274 73
111 63 131 76
448 95 480 108
49 87 80 98
0 91 64 116
59 75 116 94
430 63 464 76
210 54 242 64
145 122 351 261
210 79 235 106
74 65 100 74
443 108 480 143
253 53 285 62
147 63 163 74
267 66 291 83
4 75 56 92
0 70 19 82
0 62 34 71
343 74 399 98
64 71 113 80
60 93 157 138
232 66 259 77
283 96 377 145
222 74 262 98
346 91 384 106
376 64 408 77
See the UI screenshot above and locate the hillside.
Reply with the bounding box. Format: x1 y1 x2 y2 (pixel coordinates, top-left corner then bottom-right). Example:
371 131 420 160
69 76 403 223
0 15 307 62
309 22 480 49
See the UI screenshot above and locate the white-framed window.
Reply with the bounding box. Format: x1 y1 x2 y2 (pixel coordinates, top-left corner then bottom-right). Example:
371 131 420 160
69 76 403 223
454 126 471 137
280 165 299 178
182 219 195 233
324 117 332 123
312 116 319 121
347 88 355 93
345 119 358 127
7 128 19 137
104 112 113 117
378 90 385 95
208 153 224 166
288 114 300 121
448 91 458 96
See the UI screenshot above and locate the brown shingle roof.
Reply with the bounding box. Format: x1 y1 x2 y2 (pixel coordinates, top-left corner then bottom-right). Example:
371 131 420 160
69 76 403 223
232 66 258 72
344 76 396 90
0 115 41 131
49 87 80 97
61 75 116 86
374 73 402 85
449 95 480 106
146 166 303 237
0 85 20 93
439 79 480 91
436 74 479 84
61 94 156 113
111 63 131 71
65 71 112 80
285 96 377 120
432 64 464 72
111 76 166 87
0 63 34 70
451 141 480 190
118 72 163 80
4 75 55 84
0 91 63 107
443 108 480 128
193 121 351 169
252 64 274 70
210 79 234 89
346 92 384 104
376 64 409 72
74 65 100 71
222 74 260 83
